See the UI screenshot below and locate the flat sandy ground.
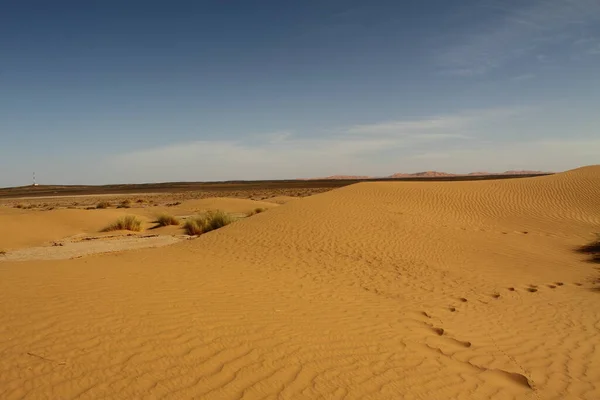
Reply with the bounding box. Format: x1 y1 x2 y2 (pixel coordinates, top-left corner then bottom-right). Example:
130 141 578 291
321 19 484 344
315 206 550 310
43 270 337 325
0 166 599 399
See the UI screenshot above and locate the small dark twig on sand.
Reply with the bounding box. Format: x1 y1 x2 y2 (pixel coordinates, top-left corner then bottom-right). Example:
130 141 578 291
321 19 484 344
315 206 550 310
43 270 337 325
27 352 66 365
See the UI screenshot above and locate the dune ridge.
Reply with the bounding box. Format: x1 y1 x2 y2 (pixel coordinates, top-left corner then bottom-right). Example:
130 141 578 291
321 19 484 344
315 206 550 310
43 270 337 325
0 166 599 399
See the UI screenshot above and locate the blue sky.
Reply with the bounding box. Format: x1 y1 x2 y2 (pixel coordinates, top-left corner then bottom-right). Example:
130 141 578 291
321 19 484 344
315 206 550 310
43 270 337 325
1 0 599 186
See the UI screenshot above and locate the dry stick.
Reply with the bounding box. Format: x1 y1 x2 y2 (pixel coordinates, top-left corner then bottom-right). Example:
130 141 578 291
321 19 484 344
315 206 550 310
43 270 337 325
27 352 66 365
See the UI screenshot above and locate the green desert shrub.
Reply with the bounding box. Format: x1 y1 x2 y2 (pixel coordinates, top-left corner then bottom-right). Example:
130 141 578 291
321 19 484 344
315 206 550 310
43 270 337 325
184 210 235 236
102 216 142 232
155 214 180 227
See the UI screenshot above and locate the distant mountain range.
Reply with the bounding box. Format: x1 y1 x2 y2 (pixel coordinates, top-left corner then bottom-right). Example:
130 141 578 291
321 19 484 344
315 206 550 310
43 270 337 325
302 170 549 180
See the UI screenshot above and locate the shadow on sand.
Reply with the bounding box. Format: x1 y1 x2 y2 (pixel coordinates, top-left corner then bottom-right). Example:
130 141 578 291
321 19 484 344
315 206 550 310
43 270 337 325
577 237 600 264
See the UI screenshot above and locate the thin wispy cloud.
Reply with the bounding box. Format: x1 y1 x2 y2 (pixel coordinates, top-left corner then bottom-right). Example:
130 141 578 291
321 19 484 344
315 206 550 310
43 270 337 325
437 0 600 75
587 43 600 55
344 108 523 136
345 117 470 136
108 107 548 181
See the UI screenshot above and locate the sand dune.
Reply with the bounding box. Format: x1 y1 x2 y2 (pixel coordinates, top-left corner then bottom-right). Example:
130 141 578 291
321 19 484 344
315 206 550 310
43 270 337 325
0 166 599 399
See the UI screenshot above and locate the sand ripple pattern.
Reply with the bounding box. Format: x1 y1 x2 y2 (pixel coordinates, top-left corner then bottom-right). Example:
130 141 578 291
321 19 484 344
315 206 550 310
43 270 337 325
1 165 599 399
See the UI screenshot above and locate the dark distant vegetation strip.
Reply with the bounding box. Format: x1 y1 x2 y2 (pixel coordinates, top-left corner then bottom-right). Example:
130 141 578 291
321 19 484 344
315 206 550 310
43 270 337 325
0 174 552 199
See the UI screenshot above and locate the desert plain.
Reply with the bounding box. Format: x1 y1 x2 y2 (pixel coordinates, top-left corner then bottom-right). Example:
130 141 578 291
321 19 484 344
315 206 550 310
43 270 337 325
0 166 599 399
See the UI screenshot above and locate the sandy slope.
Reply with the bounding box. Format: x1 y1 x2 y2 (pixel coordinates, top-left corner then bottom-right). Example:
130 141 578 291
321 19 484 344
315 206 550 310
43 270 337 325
0 209 149 250
263 195 300 204
175 197 277 214
0 166 599 399
0 198 277 251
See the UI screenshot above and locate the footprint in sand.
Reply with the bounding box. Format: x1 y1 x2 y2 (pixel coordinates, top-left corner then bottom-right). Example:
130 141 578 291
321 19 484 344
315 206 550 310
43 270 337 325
431 327 445 336
426 327 473 349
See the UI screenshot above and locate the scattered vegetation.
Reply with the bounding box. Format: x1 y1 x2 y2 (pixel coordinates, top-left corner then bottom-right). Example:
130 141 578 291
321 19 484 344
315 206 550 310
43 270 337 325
246 207 266 217
135 198 146 204
578 235 600 263
102 216 142 232
117 199 132 208
155 214 180 227
96 201 111 209
166 201 182 207
184 210 235 236
13 203 35 209
0 250 6 256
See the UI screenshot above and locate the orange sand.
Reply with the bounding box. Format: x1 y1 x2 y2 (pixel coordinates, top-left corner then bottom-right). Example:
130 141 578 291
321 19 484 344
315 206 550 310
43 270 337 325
0 198 278 251
0 166 599 399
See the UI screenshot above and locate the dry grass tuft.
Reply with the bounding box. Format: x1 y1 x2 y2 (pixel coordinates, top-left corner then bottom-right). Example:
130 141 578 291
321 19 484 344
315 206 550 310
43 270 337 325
96 201 111 209
155 214 180 227
102 216 142 232
15 203 36 209
246 207 266 217
14 203 35 209
117 199 132 209
184 210 235 236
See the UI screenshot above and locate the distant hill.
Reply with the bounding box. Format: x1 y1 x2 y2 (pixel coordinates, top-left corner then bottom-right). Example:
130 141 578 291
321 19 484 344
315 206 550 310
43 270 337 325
389 171 457 178
304 170 550 180
299 175 373 180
